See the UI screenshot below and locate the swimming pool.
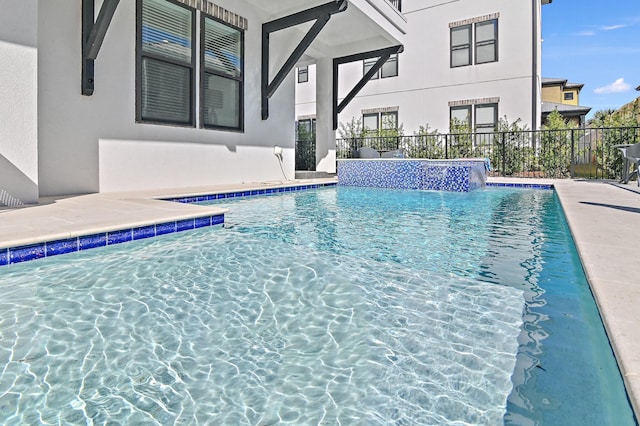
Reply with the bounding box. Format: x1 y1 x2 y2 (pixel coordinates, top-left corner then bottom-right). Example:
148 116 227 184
0 186 634 424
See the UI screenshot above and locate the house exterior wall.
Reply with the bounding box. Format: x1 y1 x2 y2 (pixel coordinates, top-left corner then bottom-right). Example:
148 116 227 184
541 84 563 104
38 0 299 196
22 0 404 196
563 88 580 106
0 0 39 204
297 0 546 135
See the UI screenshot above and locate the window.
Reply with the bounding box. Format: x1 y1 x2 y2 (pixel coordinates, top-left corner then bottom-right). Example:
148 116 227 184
475 20 498 64
381 111 398 130
450 106 471 129
474 103 498 132
201 15 243 130
564 92 574 101
137 0 244 131
296 118 315 140
450 103 497 132
451 19 498 67
381 54 398 78
363 113 379 132
363 54 399 79
450 25 471 67
138 0 195 125
298 66 309 83
362 111 398 133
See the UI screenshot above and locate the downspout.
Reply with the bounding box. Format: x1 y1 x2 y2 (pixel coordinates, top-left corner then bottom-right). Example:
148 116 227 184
531 0 538 130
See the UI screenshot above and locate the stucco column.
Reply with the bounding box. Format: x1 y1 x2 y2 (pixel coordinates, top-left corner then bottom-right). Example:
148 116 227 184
315 57 336 173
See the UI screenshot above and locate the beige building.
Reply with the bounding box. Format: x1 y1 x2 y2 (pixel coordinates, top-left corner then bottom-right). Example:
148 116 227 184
541 77 591 126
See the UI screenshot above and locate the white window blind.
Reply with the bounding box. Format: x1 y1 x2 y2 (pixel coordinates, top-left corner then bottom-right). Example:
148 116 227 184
203 18 241 78
140 0 194 125
202 16 243 130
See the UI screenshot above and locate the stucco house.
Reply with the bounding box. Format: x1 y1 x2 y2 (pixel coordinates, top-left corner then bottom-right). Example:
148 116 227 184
0 0 406 205
296 0 552 155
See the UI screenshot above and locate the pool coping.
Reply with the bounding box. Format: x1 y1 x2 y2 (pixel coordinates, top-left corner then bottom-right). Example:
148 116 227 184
0 181 337 265
0 177 639 419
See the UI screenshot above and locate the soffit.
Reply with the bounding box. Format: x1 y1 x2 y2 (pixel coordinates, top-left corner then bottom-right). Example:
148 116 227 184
244 0 405 58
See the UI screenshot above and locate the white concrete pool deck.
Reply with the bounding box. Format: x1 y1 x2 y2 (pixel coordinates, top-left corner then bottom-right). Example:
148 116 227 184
1 177 639 416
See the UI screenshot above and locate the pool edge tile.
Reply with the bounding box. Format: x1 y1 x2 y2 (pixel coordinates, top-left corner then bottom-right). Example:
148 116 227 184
107 229 133 245
46 238 79 257
9 244 46 264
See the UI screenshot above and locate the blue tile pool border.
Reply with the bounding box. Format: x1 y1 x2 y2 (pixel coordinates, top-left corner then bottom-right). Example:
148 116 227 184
486 182 554 190
160 182 337 204
0 183 337 267
0 214 225 267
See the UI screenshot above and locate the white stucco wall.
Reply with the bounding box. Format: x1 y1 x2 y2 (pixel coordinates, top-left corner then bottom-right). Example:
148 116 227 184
38 0 297 196
0 0 39 204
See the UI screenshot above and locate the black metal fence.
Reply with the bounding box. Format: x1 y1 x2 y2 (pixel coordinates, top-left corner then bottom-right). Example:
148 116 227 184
296 127 640 179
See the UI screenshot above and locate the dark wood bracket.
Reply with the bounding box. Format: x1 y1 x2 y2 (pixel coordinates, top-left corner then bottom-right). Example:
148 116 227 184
332 44 403 129
82 0 120 96
261 0 348 120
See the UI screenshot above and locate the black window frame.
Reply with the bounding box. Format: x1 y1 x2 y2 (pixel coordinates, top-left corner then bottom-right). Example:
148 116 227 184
200 13 245 132
362 113 380 132
450 24 471 68
380 111 398 130
451 19 498 68
298 65 309 83
474 103 498 132
136 0 197 127
296 118 316 140
380 54 399 78
363 53 399 79
474 19 498 65
450 105 472 129
564 92 574 101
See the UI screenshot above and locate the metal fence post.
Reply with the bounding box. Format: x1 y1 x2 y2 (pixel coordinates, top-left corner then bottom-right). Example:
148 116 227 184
501 132 506 177
444 134 449 159
570 129 575 179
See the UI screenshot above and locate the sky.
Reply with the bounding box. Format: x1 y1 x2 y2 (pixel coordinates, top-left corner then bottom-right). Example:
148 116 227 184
541 0 640 117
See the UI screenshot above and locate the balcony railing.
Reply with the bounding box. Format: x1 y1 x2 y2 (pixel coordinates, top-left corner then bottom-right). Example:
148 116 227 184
296 126 640 179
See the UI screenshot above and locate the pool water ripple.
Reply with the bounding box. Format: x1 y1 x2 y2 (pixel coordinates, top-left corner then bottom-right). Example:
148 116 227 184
0 186 634 425
0 225 524 425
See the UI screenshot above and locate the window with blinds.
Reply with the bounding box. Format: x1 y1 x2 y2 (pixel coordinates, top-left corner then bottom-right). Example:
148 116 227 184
201 16 243 130
136 0 244 131
138 0 195 125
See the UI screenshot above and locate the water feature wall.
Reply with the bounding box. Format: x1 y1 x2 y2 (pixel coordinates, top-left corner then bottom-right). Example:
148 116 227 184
337 159 489 192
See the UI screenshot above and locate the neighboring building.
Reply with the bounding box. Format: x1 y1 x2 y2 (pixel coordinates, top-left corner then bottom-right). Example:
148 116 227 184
296 0 552 156
541 78 591 126
0 0 406 204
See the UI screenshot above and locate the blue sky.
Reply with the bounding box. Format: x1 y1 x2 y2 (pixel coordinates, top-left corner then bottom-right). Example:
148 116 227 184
541 0 640 117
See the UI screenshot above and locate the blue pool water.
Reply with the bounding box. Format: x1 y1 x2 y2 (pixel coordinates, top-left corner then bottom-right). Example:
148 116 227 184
0 186 634 424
